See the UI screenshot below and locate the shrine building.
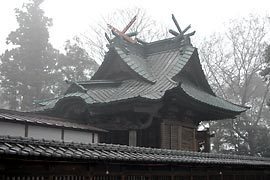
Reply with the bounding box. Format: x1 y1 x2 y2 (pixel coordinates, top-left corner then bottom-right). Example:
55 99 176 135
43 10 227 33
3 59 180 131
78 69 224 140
0 15 269 180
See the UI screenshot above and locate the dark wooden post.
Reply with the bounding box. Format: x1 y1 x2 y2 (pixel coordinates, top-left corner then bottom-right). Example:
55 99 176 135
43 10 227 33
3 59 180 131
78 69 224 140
205 128 211 152
193 129 196 151
206 170 209 180
220 171 223 180
25 124 28 137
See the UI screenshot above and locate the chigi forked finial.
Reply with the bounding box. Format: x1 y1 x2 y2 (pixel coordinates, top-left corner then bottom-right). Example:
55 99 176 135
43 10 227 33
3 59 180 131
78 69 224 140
169 14 196 41
106 15 138 44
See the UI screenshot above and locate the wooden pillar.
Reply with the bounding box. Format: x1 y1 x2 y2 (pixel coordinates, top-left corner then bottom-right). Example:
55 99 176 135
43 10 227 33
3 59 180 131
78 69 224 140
206 170 209 180
61 128 64 141
233 173 236 180
193 129 196 151
205 128 211 152
129 130 137 146
177 126 182 150
220 171 223 180
25 124 28 137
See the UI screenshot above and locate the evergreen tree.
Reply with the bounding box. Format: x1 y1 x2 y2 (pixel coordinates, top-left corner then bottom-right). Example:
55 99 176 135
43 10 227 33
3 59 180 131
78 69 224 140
0 0 58 110
58 38 99 82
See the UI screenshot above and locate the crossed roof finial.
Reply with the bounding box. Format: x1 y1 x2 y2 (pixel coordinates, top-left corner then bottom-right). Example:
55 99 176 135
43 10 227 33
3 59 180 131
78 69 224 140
106 15 138 44
170 14 196 41
105 14 195 44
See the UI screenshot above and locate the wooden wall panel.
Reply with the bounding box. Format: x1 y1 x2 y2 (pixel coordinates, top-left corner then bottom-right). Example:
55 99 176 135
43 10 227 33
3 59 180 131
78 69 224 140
170 125 179 149
160 120 196 151
181 127 194 151
161 123 171 149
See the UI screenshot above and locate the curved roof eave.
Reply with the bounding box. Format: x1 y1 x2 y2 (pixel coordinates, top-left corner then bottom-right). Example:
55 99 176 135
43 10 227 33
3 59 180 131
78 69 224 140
179 80 248 113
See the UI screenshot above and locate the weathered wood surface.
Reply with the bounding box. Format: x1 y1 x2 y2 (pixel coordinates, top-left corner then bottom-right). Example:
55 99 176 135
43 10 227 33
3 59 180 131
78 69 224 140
160 119 196 151
1 159 269 180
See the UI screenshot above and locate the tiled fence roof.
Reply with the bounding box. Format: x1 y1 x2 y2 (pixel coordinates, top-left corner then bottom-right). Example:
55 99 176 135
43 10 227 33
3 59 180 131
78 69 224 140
0 136 269 167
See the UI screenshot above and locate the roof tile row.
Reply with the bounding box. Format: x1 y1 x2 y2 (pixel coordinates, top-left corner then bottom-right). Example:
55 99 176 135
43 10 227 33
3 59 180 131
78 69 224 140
0 109 106 132
0 136 269 166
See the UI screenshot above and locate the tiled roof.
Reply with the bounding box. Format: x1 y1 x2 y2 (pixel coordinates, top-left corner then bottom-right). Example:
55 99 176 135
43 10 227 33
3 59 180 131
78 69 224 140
0 136 269 167
37 37 246 114
38 45 183 106
0 109 107 132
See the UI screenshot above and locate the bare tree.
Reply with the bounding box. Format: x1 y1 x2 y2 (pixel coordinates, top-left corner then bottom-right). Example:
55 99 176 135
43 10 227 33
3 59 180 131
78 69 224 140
80 7 168 64
199 15 270 156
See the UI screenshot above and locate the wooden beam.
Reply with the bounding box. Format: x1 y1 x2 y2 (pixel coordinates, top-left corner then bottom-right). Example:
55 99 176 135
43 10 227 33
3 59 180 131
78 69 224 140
173 24 192 42
122 15 137 33
105 33 111 43
185 31 196 37
172 14 182 33
169 29 179 36
108 24 137 43
182 25 191 35
136 38 147 45
126 31 138 37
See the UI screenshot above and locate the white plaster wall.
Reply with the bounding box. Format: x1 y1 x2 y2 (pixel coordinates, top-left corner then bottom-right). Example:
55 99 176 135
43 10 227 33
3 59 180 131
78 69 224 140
64 129 95 143
28 125 61 141
0 120 99 144
0 121 25 137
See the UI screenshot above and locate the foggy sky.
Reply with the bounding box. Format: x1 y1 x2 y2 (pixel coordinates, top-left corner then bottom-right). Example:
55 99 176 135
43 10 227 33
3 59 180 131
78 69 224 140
0 0 269 53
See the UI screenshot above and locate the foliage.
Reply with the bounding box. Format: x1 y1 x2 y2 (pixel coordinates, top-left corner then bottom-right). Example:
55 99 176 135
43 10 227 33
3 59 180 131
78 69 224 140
52 38 99 94
0 0 59 110
0 0 98 111
57 38 99 82
199 15 270 156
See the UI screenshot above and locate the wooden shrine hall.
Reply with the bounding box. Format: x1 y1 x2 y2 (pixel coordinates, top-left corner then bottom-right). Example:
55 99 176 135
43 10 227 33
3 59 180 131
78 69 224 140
0 15 270 179
36 15 247 152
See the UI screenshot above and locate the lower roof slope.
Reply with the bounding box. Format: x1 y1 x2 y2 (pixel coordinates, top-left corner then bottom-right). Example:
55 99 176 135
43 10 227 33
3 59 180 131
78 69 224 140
0 136 269 167
0 109 106 132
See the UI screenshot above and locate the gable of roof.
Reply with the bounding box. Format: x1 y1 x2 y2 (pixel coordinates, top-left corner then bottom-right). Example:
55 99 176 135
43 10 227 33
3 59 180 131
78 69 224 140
92 36 190 84
92 49 141 81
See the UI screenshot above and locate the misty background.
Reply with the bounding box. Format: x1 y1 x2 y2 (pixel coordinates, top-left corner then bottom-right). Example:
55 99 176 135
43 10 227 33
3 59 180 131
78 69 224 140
0 0 270 157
